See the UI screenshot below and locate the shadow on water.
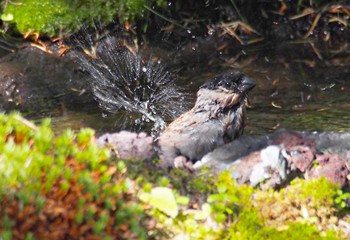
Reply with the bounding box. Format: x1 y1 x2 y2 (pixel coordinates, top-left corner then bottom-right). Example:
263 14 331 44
0 35 349 136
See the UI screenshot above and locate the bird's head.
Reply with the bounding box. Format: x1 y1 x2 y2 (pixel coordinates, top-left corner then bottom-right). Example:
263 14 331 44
198 71 255 109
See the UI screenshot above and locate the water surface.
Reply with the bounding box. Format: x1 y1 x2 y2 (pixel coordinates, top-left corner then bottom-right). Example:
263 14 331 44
0 38 349 136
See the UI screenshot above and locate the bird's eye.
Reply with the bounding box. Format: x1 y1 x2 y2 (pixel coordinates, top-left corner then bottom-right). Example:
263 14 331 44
220 81 232 88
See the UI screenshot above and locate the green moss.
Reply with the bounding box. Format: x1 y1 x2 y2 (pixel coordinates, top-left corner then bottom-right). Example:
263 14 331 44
229 209 339 240
288 177 339 206
253 177 339 230
137 168 345 239
0 112 148 238
0 113 347 239
1 0 166 37
0 113 53 196
207 171 254 223
204 173 341 239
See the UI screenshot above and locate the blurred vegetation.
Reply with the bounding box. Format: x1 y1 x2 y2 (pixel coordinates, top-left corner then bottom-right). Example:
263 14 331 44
0 112 349 239
0 112 148 239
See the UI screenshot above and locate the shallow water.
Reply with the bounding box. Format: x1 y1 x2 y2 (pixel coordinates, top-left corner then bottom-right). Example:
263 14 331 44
0 37 349 136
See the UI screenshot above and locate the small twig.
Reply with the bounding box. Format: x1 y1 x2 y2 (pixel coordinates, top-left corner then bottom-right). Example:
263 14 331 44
143 5 186 30
328 4 350 16
30 43 53 54
289 8 315 20
309 41 323 60
328 16 348 26
123 40 138 56
221 25 243 44
271 102 282 109
229 0 246 22
246 37 264 45
14 115 39 131
304 13 321 38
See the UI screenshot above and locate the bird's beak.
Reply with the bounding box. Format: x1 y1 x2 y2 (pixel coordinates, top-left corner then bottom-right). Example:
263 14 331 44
241 76 256 93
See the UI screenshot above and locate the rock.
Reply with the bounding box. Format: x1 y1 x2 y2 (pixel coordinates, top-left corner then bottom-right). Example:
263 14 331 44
306 154 349 188
97 131 155 160
195 129 350 189
174 156 194 171
249 145 287 188
271 129 315 149
193 135 270 170
230 151 261 185
285 145 315 172
96 129 350 189
209 145 288 189
307 131 350 160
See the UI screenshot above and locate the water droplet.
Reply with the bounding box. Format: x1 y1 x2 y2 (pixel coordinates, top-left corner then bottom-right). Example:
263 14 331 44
306 95 311 101
303 83 312 88
74 30 187 132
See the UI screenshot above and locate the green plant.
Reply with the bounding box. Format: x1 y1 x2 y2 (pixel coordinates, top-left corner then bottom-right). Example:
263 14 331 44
0 112 347 239
0 0 166 37
0 112 148 239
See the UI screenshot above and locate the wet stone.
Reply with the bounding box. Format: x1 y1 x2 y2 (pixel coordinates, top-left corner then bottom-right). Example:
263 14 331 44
286 145 315 172
97 131 155 160
196 129 350 189
306 154 349 188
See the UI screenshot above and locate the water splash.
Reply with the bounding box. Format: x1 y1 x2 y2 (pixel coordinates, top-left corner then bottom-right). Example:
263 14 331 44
73 31 187 136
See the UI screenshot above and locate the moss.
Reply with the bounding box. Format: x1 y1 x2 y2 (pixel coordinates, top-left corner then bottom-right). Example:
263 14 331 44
230 211 339 239
1 0 166 37
0 113 347 239
207 171 254 223
253 178 339 230
205 173 341 239
0 112 148 239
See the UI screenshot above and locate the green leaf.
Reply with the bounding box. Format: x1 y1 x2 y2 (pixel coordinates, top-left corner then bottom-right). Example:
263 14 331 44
176 196 189 205
193 203 212 220
140 187 179 218
207 194 220 203
1 13 13 22
217 184 227 193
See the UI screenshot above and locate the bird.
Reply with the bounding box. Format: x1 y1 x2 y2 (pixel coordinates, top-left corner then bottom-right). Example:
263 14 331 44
158 71 256 168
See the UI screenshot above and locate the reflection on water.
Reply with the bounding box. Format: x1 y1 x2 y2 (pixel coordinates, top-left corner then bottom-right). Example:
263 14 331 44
246 106 350 135
1 39 350 136
30 104 159 135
